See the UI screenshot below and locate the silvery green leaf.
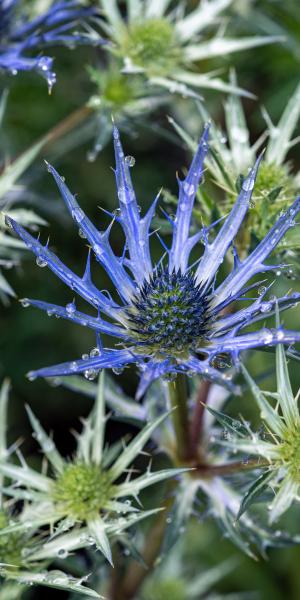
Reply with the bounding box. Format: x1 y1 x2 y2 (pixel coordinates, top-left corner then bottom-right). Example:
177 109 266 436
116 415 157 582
224 73 253 173
1 485 46 502
3 209 47 227
0 90 8 129
174 71 254 98
91 372 106 465
88 516 113 565
175 0 232 40
275 333 300 428
237 470 274 521
0 379 9 460
0 140 44 200
241 365 284 436
109 411 171 481
115 467 188 497
76 413 94 464
0 463 51 492
268 474 298 524
0 231 25 249
0 582 24 600
26 528 91 560
57 375 147 422
265 83 300 165
107 508 163 535
100 0 124 32
149 77 202 100
204 405 249 437
184 36 283 61
145 0 173 18
104 500 138 514
187 558 238 598
161 479 198 556
128 0 143 21
167 116 197 152
0 270 15 298
217 509 256 559
25 405 64 473
119 533 147 567
7 570 102 598
0 378 9 501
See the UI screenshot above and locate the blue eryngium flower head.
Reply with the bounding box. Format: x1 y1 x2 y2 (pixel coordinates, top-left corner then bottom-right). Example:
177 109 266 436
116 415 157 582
7 125 300 397
0 0 100 90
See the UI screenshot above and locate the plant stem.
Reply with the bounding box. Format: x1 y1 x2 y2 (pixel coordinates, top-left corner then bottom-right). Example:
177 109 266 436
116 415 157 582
190 379 211 456
113 483 175 600
43 104 94 152
167 374 192 461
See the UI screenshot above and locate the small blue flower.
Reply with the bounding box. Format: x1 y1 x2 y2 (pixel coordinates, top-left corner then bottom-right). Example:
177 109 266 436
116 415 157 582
0 0 101 90
7 125 300 397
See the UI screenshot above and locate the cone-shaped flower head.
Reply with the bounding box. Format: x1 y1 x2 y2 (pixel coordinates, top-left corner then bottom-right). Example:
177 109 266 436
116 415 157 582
0 0 101 90
7 125 300 397
221 337 300 524
0 374 184 566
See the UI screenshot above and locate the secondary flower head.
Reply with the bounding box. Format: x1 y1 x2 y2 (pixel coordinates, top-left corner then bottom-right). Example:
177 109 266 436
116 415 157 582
97 0 281 97
0 379 102 598
7 125 300 396
0 373 182 567
171 80 300 257
222 337 300 524
0 0 100 90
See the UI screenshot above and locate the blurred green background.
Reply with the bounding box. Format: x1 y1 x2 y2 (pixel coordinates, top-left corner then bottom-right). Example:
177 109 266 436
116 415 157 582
1 1 300 598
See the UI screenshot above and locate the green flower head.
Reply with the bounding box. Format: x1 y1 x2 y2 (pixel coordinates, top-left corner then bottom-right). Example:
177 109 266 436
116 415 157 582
0 374 184 566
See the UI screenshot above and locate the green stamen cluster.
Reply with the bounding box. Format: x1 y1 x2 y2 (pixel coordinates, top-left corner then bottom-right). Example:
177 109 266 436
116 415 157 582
224 162 298 256
121 19 179 74
0 511 24 567
89 67 136 108
279 429 300 482
53 463 113 521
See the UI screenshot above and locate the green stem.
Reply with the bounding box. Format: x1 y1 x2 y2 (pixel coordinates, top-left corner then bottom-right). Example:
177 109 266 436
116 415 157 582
167 374 191 461
112 481 176 600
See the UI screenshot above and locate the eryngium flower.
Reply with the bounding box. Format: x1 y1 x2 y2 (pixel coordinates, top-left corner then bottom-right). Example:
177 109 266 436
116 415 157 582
0 0 100 90
223 339 300 524
7 125 300 397
97 0 281 98
0 374 183 567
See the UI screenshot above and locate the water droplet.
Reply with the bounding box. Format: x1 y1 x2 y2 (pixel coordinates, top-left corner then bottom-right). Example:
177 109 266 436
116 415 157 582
66 302 76 315
258 285 267 296
94 244 104 257
84 368 98 380
260 302 272 313
36 256 48 268
90 347 100 357
242 176 254 192
71 208 84 223
112 366 124 375
27 371 37 381
183 182 195 196
125 155 136 167
20 298 30 307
